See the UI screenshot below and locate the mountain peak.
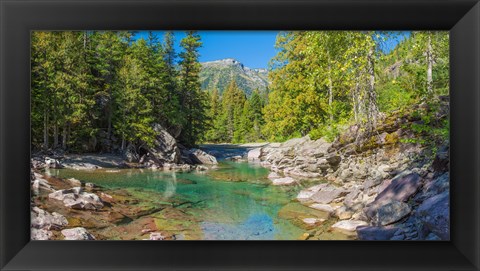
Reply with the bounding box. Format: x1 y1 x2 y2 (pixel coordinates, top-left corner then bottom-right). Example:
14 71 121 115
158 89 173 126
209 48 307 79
203 58 243 67
200 58 269 97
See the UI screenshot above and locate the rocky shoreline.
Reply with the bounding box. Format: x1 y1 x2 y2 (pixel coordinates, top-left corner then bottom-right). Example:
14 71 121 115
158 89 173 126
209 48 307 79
31 168 209 240
30 101 449 241
246 102 450 240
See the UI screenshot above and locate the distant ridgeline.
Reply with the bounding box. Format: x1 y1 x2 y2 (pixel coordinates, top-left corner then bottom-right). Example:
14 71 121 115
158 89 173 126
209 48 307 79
199 58 269 97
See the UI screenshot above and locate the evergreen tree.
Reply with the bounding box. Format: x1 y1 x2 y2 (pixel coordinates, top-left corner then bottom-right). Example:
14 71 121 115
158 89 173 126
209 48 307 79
178 31 207 147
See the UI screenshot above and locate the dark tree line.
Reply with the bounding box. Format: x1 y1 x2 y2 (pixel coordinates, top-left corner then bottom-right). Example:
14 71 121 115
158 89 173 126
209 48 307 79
31 31 207 152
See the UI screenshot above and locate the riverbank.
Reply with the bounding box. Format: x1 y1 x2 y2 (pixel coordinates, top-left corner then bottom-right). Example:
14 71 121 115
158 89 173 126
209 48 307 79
30 98 449 241
246 99 450 240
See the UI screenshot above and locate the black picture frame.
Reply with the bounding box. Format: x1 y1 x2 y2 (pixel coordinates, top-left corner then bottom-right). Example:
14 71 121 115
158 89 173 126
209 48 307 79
1 0 479 270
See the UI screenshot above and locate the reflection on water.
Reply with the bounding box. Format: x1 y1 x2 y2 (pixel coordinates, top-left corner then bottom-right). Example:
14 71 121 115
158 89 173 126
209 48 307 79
46 161 306 240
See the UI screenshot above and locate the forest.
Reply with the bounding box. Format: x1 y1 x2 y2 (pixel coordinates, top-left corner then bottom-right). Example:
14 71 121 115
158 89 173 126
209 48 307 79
31 31 449 153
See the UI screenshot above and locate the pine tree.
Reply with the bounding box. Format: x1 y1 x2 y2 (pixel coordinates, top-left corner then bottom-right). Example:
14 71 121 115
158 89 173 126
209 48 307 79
178 31 207 147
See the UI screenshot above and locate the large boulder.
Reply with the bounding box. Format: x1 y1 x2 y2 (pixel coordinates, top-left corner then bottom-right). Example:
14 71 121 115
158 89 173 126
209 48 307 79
123 144 140 163
187 148 218 165
31 207 68 230
49 187 104 210
365 172 421 219
61 227 95 240
148 123 181 164
373 201 411 226
247 148 262 161
416 191 450 240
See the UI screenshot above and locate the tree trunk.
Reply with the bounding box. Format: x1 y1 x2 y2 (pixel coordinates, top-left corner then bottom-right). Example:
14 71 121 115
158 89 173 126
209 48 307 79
107 112 112 139
366 44 378 131
352 80 360 123
328 59 333 123
53 94 58 148
62 123 67 149
43 108 49 150
426 34 433 94
121 137 126 151
328 74 333 123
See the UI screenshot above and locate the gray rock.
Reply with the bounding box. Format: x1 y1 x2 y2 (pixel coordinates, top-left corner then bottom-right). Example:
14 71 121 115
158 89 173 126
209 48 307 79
374 201 411 226
416 191 450 240
331 220 368 233
365 172 421 219
302 218 326 226
310 185 347 204
247 148 262 161
284 168 321 178
31 157 46 169
123 144 139 162
344 188 362 208
31 206 68 230
31 228 53 240
363 177 383 190
149 232 166 240
335 206 354 219
267 171 281 180
67 178 82 187
188 148 218 165
49 188 104 210
296 184 327 202
61 227 95 240
357 225 398 240
32 175 54 195
271 177 296 186
45 157 63 169
148 123 181 164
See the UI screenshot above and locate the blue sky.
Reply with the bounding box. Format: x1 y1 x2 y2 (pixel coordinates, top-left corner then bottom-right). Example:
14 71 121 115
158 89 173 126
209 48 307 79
135 31 409 69
135 31 278 69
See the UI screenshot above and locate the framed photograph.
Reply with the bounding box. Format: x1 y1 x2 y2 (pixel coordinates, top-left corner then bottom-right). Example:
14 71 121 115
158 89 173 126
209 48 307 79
1 0 479 270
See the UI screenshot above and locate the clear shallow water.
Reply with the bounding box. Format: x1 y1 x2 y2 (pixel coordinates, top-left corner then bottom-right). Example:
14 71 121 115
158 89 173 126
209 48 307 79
46 161 306 240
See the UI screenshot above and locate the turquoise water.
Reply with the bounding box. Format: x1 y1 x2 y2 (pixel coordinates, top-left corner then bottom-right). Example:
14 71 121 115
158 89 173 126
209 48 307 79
46 161 306 240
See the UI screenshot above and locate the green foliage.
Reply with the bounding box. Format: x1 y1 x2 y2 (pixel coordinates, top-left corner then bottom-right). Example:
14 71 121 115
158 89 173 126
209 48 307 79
31 30 450 152
178 31 208 147
31 30 208 152
263 30 449 144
